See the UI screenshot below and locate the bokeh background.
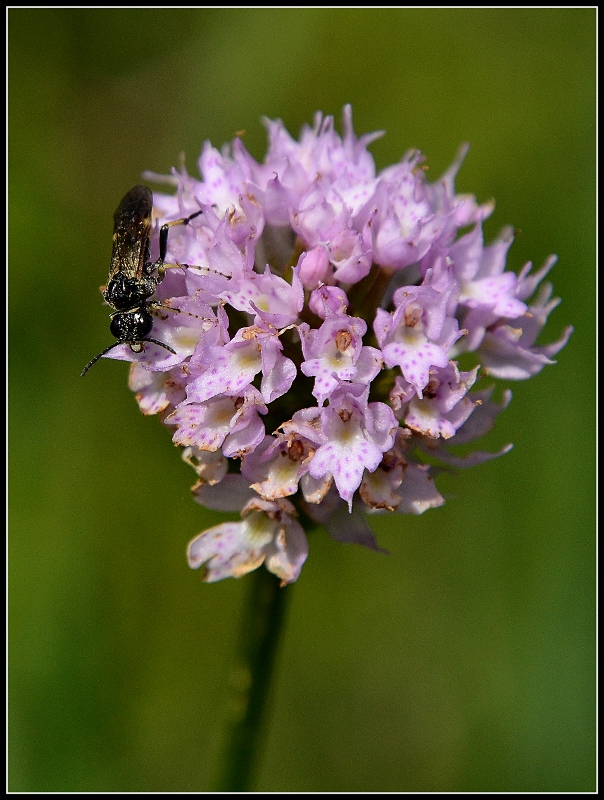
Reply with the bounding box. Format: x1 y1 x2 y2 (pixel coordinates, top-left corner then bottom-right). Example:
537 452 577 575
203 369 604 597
9 8 595 792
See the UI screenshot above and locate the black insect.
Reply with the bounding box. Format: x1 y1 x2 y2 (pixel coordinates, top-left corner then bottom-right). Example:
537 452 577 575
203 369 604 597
81 184 203 376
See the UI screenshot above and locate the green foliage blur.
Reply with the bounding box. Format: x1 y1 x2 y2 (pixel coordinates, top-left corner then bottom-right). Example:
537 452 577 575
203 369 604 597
9 8 595 792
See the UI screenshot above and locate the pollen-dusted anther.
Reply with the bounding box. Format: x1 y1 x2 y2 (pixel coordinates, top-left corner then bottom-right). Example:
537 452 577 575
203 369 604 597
287 439 305 462
404 302 424 329
335 329 353 353
423 378 440 399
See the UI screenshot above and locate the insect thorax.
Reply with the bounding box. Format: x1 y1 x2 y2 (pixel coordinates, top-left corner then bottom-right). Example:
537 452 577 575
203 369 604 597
104 271 157 311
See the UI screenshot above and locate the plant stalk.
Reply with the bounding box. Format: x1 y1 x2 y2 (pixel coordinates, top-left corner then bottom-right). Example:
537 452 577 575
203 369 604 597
213 567 291 792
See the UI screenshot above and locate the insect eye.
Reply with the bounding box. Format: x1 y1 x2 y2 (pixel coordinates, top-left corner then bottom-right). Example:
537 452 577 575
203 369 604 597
109 313 126 340
110 310 153 341
131 309 154 338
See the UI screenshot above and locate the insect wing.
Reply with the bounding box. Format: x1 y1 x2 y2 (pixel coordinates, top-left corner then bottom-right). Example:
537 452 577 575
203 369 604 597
109 184 153 281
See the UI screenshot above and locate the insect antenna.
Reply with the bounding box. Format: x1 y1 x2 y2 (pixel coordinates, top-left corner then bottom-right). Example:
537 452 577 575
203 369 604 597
142 338 178 355
81 339 177 377
81 342 125 377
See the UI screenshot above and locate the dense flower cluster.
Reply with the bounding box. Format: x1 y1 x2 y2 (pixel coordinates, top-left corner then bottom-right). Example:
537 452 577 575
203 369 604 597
110 106 571 583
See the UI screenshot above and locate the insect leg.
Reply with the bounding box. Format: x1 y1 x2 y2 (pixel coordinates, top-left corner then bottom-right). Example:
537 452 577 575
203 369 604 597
158 209 205 265
150 300 218 328
153 208 228 279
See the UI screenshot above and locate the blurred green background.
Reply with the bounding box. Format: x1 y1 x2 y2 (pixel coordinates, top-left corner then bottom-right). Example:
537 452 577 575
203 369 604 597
9 8 595 792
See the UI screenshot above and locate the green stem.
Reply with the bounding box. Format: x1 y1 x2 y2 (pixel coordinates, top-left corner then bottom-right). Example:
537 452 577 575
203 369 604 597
213 567 291 792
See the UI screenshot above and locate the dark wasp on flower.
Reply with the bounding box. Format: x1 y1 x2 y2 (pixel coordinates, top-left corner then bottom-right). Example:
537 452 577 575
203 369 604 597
98 106 571 584
81 184 218 377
